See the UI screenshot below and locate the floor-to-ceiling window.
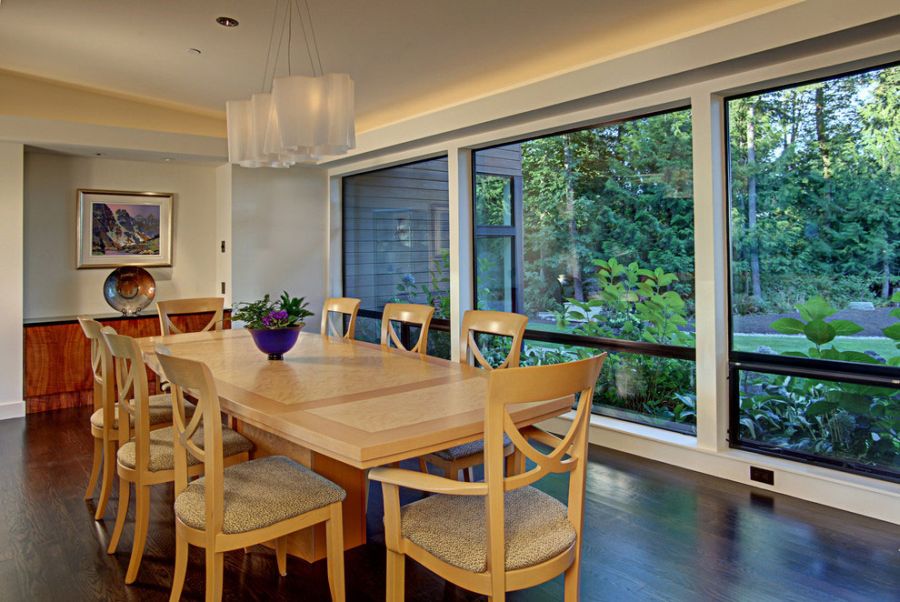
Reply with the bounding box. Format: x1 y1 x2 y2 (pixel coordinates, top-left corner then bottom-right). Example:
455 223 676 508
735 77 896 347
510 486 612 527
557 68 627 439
342 157 451 358
727 63 900 480
473 109 697 433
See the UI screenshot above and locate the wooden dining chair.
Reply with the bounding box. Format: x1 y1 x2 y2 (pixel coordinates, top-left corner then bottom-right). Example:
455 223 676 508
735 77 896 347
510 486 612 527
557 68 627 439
156 348 347 602
157 297 225 336
101 329 253 585
321 297 361 339
79 317 178 520
380 303 434 355
421 310 528 481
370 354 606 601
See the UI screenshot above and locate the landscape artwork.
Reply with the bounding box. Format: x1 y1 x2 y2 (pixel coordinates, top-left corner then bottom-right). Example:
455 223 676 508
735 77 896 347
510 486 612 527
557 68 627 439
77 190 173 268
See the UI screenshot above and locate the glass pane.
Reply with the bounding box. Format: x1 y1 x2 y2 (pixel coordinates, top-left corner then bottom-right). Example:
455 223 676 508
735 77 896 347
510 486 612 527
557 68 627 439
728 64 900 368
474 109 695 348
736 370 899 476
343 157 451 320
475 174 513 226
518 340 697 434
475 236 514 312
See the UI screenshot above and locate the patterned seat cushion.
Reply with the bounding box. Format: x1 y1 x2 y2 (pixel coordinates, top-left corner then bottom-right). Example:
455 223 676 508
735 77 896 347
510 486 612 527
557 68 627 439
116 425 252 472
431 434 513 461
174 456 346 534
90 394 193 429
400 486 575 573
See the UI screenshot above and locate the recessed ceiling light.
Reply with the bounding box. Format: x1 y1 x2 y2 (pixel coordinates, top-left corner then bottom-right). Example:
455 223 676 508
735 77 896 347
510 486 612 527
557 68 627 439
163 158 173 162
216 16 239 27
187 48 202 55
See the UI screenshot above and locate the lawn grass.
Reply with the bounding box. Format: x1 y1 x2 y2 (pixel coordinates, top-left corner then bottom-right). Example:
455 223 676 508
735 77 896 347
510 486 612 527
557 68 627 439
526 321 897 359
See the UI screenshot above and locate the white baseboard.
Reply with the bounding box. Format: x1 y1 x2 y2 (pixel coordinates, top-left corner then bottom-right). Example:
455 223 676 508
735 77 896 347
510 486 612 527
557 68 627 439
0 400 25 421
541 413 900 525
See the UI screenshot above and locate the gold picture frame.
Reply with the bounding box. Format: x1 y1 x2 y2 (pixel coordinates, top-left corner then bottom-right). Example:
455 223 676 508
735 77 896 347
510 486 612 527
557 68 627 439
76 189 174 269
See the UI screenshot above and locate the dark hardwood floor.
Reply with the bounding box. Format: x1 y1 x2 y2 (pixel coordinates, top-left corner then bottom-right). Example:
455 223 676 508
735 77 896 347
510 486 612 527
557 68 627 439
1 407 897 601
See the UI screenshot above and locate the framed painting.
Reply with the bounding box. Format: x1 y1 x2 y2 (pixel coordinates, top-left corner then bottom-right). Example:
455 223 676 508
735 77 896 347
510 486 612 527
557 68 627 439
76 189 174 269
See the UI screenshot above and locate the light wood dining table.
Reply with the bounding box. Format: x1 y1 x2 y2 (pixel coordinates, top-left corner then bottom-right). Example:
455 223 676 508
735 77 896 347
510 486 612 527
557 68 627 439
137 328 572 562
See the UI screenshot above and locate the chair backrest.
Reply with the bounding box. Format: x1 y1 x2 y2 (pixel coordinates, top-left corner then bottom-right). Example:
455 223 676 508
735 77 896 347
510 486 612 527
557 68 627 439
459 310 528 370
483 354 606 577
78 317 115 421
157 297 225 336
100 328 153 464
156 347 225 538
321 297 361 339
380 303 434 355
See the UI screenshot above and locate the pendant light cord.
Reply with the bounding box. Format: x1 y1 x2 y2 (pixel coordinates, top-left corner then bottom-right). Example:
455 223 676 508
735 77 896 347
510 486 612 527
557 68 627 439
260 0 325 90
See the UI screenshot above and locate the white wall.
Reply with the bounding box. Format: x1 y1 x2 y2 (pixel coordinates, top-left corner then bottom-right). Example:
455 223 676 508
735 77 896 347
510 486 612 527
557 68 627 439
232 165 329 332
0 142 24 418
23 152 220 318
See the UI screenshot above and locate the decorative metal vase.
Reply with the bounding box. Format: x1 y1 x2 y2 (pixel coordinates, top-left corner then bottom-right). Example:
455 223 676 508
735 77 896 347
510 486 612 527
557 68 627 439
247 325 303 360
103 267 156 316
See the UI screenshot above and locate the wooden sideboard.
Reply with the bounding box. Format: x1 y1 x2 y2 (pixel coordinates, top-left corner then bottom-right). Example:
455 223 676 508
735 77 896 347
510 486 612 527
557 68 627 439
24 311 230 414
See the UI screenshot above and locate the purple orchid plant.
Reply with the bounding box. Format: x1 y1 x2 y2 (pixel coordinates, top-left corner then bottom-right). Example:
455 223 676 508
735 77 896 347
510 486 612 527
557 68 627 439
232 292 314 330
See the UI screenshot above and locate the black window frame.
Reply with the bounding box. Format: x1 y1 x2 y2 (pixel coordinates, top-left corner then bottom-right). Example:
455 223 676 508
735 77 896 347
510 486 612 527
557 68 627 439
471 106 698 435
341 156 453 338
723 61 900 483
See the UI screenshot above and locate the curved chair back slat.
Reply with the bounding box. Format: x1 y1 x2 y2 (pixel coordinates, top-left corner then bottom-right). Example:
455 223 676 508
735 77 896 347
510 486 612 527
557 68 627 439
459 310 528 370
155 348 225 537
380 303 434 355
483 354 606 575
78 317 114 415
321 297 361 339
100 328 154 469
157 297 225 336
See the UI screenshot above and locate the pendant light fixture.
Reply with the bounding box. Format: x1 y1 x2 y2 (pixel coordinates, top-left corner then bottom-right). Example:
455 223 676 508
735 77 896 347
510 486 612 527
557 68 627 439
226 0 355 168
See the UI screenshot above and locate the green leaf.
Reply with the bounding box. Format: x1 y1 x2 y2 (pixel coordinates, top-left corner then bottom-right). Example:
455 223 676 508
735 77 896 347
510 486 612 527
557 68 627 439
882 323 900 341
804 319 836 346
797 296 836 322
889 307 900 320
824 391 872 415
836 351 882 365
770 318 806 335
888 356 900 367
805 399 838 417
829 319 864 336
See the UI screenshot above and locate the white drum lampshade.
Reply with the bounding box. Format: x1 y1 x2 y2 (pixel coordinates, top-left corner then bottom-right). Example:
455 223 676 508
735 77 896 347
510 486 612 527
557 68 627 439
271 73 355 161
226 98 292 168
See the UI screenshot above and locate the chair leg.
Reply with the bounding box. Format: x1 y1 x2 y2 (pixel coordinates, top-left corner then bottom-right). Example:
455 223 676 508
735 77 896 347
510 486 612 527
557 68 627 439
275 537 288 577
563 558 581 601
325 503 346 602
418 458 428 474
107 477 131 554
205 549 224 602
124 485 151 584
94 440 117 520
85 437 102 500
505 452 516 477
386 550 405 602
170 532 188 602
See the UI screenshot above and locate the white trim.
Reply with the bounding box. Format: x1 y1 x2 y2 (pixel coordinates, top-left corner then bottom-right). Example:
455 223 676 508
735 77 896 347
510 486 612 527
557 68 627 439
541 413 900 525
691 93 731 453
447 148 473 362
327 175 343 297
0 400 25 420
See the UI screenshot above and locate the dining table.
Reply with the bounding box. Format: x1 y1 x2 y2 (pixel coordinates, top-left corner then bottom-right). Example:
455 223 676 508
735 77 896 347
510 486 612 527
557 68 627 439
137 328 572 562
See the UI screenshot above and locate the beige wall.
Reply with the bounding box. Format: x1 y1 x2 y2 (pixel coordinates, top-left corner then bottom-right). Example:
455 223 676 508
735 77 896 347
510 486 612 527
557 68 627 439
23 153 220 318
0 69 225 138
0 142 24 417
232 165 328 333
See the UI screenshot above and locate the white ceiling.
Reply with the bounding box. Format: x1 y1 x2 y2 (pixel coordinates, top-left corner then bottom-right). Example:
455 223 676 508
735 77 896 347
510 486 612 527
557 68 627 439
0 0 792 132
